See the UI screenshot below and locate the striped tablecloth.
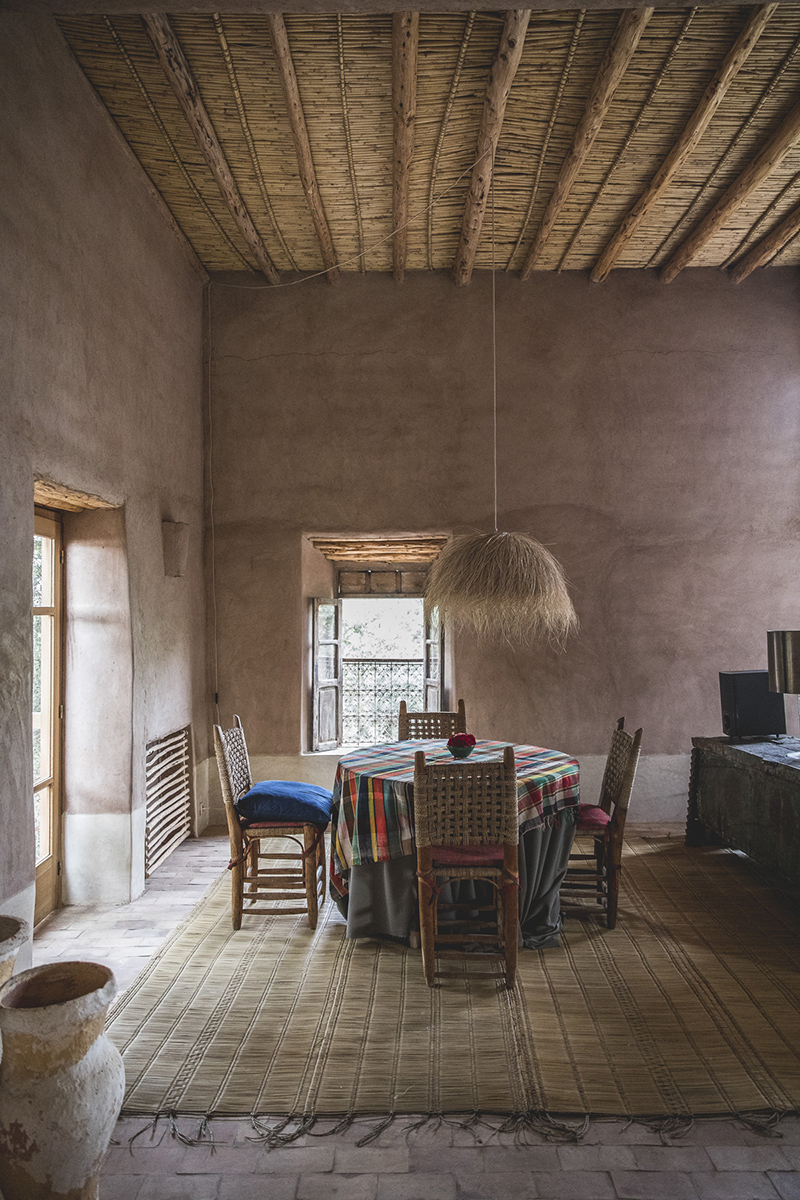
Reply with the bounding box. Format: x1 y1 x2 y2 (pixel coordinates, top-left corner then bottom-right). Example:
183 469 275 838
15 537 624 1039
331 740 580 884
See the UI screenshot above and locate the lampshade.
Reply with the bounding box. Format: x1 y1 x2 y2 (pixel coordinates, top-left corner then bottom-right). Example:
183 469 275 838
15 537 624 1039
767 630 800 694
425 531 578 645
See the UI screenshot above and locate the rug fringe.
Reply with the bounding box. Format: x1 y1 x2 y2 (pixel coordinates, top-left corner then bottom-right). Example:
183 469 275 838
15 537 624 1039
119 1107 798 1149
736 1110 792 1138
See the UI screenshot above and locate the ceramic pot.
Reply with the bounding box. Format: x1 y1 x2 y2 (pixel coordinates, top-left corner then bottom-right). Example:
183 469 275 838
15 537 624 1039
448 745 474 759
0 961 125 1200
0 916 30 987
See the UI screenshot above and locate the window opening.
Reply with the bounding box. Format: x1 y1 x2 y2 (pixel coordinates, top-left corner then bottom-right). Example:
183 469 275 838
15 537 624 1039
342 597 425 745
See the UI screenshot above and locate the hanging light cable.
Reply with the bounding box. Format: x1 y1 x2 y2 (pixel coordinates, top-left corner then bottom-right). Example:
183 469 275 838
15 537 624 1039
426 171 579 646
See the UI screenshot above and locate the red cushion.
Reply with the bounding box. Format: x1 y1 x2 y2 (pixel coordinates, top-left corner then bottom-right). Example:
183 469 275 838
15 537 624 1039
242 819 307 830
576 804 611 831
431 845 505 866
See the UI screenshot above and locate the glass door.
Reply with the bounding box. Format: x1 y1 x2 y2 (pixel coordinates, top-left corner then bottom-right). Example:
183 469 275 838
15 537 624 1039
33 510 63 925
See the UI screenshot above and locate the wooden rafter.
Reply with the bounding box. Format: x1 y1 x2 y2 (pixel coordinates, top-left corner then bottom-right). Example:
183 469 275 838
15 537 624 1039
661 96 800 282
142 13 280 284
508 8 585 271
392 11 419 282
519 6 653 279
453 9 531 288
559 9 696 273
267 14 339 283
731 201 800 282
591 5 775 283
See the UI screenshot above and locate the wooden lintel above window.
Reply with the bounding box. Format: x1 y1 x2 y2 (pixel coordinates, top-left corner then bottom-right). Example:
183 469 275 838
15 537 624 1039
34 477 117 513
309 536 448 564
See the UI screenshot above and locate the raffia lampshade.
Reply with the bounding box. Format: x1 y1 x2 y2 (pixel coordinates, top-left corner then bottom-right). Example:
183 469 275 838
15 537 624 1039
425 531 578 645
767 631 800 694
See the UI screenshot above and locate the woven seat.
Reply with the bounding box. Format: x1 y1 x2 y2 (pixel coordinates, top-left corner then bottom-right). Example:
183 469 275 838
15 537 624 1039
398 698 467 740
413 745 518 987
213 716 327 931
561 718 642 929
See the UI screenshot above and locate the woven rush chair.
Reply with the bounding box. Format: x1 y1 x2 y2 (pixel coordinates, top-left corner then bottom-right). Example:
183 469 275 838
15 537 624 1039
213 717 327 931
413 746 519 987
561 718 642 930
398 698 467 740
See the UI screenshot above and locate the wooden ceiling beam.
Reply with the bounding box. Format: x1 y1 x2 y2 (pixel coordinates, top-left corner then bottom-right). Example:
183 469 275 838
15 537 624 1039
267 13 339 283
16 0 746 13
519 6 653 279
392 11 419 282
142 13 280 284
591 5 775 284
661 96 800 282
730 201 800 282
453 9 531 288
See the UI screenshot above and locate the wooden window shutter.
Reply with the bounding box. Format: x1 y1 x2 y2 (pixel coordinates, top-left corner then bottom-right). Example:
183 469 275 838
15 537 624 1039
313 598 343 751
424 606 443 712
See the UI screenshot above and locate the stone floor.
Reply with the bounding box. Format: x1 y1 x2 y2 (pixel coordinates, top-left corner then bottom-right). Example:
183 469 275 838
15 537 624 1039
33 827 800 1200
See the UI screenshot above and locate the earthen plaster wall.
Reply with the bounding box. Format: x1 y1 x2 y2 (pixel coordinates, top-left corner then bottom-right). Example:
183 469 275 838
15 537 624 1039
208 268 800 818
0 16 206 934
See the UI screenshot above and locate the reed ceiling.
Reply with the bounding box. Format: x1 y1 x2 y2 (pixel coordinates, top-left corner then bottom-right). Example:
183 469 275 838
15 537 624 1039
57 7 800 283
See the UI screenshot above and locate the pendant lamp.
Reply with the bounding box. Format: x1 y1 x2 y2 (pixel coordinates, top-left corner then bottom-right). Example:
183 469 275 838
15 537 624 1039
426 176 578 646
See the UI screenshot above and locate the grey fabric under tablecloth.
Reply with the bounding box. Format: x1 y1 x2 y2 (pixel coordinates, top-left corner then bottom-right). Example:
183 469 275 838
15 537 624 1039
334 814 577 949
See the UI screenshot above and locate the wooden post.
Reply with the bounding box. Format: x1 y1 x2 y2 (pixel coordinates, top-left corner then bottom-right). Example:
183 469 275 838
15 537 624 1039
519 7 653 279
267 14 339 283
392 12 419 282
452 10 531 288
591 5 775 283
142 14 280 285
661 96 800 282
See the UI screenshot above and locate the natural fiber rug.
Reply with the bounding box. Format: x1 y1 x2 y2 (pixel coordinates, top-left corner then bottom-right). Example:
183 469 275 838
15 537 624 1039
108 834 800 1124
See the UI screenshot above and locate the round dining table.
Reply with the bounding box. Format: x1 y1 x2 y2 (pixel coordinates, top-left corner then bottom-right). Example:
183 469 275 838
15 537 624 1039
329 739 580 950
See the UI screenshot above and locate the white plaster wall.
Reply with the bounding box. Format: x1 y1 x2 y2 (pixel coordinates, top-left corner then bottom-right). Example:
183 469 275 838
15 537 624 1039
62 808 146 906
0 16 206 915
0 886 36 973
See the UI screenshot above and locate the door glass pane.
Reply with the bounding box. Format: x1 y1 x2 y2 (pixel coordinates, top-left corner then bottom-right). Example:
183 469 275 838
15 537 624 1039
318 604 337 642
34 785 52 866
318 646 338 681
33 614 54 784
33 533 54 607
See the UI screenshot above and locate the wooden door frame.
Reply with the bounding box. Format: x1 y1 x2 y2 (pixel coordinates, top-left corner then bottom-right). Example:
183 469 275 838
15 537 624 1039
33 507 64 926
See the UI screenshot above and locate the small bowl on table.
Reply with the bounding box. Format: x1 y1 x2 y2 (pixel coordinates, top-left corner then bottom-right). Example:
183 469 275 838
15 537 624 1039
447 734 476 759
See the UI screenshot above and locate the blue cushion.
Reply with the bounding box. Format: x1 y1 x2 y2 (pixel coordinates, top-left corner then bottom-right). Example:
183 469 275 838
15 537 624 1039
235 780 333 826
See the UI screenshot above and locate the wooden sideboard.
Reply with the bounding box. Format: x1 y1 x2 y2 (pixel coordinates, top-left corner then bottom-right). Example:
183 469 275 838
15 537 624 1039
686 736 800 885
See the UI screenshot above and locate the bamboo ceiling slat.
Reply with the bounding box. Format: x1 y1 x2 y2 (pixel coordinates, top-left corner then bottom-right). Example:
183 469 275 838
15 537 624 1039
171 14 294 273
56 9 800 281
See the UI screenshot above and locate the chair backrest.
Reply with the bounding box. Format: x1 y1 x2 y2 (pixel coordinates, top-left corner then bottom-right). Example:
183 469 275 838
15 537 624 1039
399 698 467 740
213 715 253 808
598 718 642 830
413 745 517 848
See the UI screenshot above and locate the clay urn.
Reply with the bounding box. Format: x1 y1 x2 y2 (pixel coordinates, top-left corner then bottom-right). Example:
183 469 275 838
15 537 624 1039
0 960 125 1199
0 916 30 986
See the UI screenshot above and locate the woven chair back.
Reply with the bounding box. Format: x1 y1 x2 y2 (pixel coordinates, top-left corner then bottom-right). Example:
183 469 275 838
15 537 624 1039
413 745 517 848
213 715 253 807
399 698 467 740
598 721 642 823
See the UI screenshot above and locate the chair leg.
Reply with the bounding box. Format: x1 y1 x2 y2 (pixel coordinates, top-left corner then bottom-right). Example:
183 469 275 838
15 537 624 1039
247 840 259 894
595 836 606 907
317 829 327 904
231 861 244 931
503 847 518 987
417 848 436 986
304 826 319 930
